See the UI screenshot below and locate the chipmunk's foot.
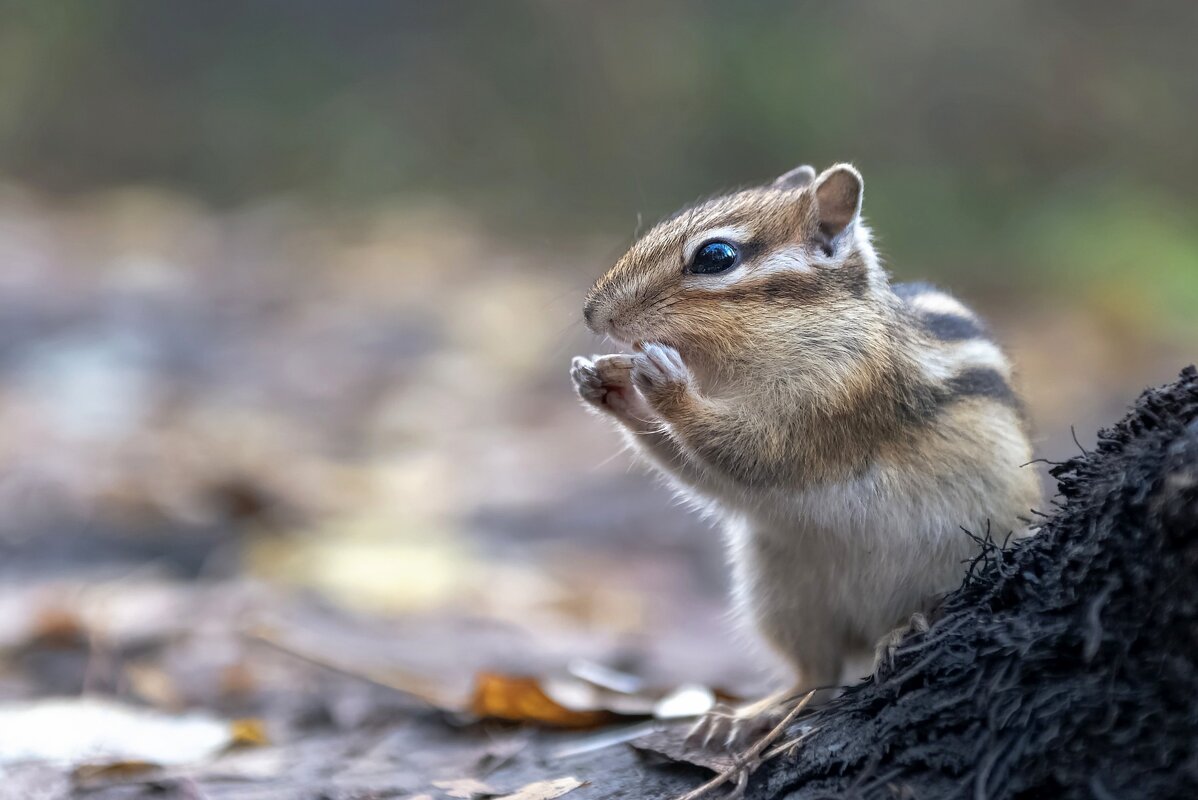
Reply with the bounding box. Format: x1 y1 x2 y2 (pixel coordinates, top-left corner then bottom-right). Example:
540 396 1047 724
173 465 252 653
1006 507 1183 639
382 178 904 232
687 704 777 753
872 611 931 675
571 353 652 421
685 688 811 753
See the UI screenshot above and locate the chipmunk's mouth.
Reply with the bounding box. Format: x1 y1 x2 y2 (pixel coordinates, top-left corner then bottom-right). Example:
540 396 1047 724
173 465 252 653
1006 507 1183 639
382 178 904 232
602 317 683 358
601 322 636 349
606 326 657 353
628 336 686 361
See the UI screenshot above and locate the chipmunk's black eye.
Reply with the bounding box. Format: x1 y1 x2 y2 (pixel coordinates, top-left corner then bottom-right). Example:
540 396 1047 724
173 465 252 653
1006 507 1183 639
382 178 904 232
689 240 739 275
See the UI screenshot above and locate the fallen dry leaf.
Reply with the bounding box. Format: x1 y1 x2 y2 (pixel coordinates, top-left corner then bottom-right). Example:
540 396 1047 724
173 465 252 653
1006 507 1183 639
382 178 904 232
0 698 254 769
30 607 86 648
473 671 718 730
630 723 736 774
230 718 269 747
72 760 157 782
493 777 586 800
468 673 615 729
433 777 497 798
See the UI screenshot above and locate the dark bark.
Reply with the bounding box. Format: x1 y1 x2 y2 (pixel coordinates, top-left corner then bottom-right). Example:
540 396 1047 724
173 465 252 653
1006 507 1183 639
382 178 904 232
749 366 1198 800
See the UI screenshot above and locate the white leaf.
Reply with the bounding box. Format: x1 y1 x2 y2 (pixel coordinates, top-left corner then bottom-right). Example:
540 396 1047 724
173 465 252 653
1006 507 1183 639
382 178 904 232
0 698 236 768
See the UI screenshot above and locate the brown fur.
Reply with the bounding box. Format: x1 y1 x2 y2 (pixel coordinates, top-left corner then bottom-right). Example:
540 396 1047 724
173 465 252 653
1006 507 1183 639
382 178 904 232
584 166 1029 492
584 168 943 487
572 164 1041 728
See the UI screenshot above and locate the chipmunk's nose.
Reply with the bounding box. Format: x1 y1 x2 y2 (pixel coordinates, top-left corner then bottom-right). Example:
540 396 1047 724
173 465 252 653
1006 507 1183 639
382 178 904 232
583 296 610 334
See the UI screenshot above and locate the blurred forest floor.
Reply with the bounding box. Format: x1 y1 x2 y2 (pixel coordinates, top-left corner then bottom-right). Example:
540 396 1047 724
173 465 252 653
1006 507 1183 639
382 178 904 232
0 184 1192 798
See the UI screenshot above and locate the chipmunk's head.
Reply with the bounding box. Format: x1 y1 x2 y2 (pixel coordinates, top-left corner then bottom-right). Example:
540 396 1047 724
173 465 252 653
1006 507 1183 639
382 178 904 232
584 164 889 385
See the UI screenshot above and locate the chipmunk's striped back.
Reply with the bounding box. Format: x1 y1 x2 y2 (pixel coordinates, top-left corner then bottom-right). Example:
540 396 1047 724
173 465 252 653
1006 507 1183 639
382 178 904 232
893 281 1024 415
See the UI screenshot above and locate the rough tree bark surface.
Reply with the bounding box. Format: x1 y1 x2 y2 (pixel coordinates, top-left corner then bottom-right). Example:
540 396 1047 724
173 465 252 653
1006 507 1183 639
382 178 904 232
747 366 1198 800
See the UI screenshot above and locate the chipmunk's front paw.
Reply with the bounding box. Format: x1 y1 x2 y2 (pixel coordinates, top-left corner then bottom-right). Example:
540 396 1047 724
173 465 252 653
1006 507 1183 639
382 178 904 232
571 354 651 420
631 343 693 415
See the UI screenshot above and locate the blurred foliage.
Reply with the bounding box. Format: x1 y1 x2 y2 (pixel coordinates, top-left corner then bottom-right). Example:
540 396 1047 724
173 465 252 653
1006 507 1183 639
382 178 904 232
0 3 1195 252
0 1 1194 318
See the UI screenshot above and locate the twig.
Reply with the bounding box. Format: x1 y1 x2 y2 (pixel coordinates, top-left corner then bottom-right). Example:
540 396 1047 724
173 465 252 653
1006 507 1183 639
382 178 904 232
1019 458 1064 468
1070 425 1091 456
674 689 816 800
245 626 448 708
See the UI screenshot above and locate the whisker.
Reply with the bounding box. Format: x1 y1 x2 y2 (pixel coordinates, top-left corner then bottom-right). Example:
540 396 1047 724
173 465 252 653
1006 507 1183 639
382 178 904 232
594 447 628 471
635 286 678 315
643 293 685 316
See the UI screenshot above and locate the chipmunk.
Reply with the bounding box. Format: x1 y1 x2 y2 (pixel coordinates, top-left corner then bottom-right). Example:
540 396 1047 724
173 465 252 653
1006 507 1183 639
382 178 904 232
570 163 1041 746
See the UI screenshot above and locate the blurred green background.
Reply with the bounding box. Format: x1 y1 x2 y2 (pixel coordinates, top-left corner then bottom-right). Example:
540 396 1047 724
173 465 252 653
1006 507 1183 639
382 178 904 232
0 0 1194 706
4 1 1198 333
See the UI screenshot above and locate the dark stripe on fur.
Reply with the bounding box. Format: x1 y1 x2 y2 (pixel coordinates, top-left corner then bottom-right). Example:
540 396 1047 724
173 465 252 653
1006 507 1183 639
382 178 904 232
947 368 1018 408
922 312 986 342
838 252 870 297
893 282 989 342
705 271 838 306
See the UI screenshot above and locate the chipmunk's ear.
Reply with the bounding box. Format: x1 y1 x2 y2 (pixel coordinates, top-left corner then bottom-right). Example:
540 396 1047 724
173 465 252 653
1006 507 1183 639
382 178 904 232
773 164 817 190
811 164 863 249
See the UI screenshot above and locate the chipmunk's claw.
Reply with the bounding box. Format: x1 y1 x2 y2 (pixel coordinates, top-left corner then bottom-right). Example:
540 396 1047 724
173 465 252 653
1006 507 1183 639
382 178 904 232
631 343 692 412
571 353 646 418
570 356 604 404
686 702 779 752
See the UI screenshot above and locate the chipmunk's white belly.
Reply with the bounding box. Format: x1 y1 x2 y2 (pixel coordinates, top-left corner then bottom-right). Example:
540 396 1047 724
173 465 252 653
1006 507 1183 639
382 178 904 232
722 464 1017 676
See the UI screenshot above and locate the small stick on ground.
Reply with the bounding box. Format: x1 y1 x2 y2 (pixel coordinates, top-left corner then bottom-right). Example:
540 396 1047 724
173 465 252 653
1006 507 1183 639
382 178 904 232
246 626 449 707
674 690 816 800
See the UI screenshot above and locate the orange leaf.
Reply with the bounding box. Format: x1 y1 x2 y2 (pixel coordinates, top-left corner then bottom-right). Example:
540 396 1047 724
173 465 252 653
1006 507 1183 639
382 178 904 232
230 718 269 747
468 673 615 729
